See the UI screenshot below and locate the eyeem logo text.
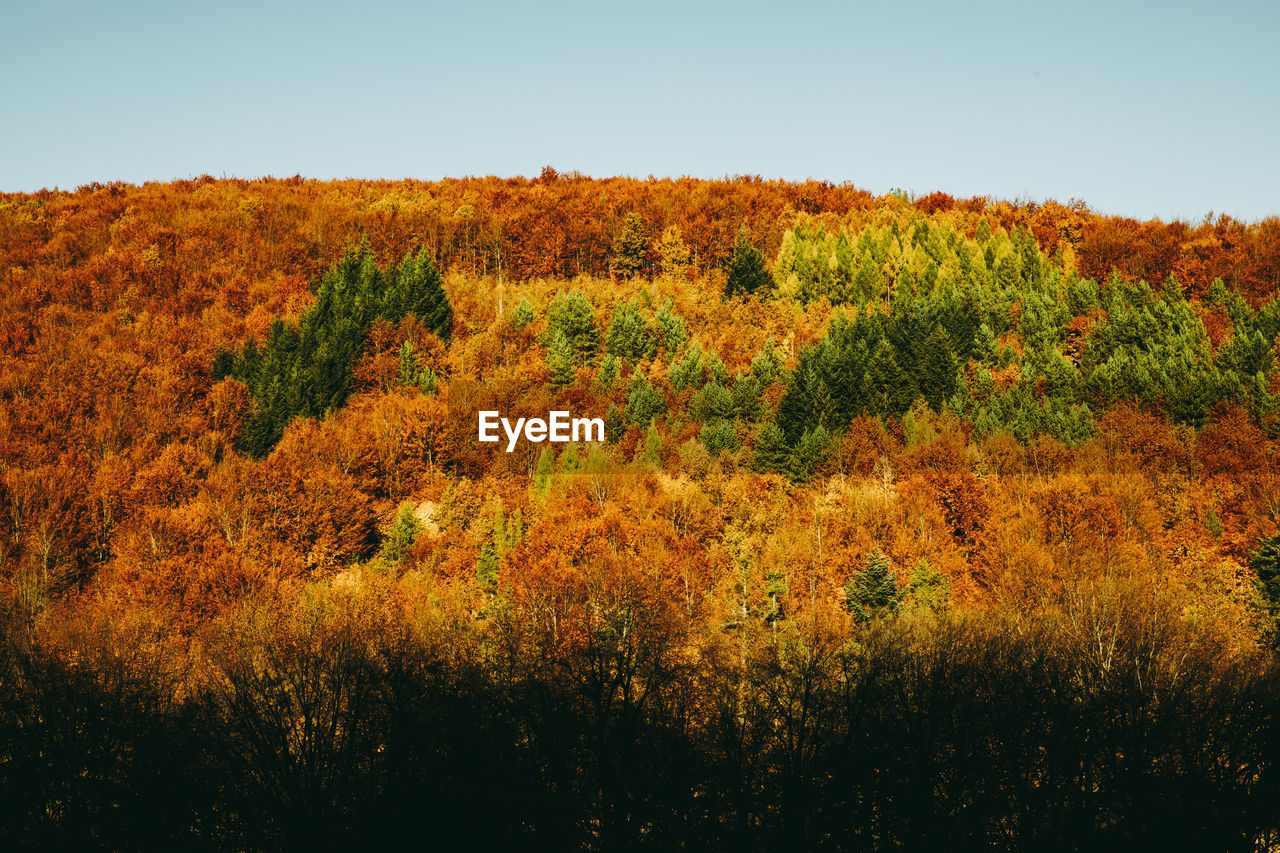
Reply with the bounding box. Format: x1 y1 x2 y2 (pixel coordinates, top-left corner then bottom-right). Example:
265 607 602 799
478 410 605 452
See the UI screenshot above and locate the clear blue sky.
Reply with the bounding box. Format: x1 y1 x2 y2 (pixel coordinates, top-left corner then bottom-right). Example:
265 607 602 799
4 0 1277 222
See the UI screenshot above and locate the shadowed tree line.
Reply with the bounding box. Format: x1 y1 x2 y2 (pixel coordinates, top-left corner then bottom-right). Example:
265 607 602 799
2 588 1278 852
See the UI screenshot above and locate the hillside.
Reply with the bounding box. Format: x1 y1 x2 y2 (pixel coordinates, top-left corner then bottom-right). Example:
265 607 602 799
3 175 1280 848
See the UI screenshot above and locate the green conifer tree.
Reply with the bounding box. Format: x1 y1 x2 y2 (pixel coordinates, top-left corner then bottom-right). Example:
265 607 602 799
844 548 903 621
381 502 421 565
477 540 500 591
752 422 790 474
1250 533 1280 641
547 328 576 388
511 297 535 329
724 230 774 298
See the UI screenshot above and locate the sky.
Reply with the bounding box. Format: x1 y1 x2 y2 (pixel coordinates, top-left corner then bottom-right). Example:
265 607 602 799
3 0 1278 222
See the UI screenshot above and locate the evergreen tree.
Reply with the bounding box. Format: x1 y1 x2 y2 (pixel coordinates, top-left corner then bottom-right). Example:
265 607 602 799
669 343 704 392
1250 533 1280 641
844 548 903 621
752 422 789 474
511 297 535 329
381 502 420 565
654 302 689 356
788 425 830 484
724 231 774 298
750 338 784 386
777 364 834 444
905 559 950 614
605 299 657 363
547 328 577 388
917 326 959 409
700 421 738 456
533 445 555 494
559 442 581 475
626 381 666 425
641 422 663 467
604 403 626 443
219 245 454 457
598 353 619 389
477 540 500 591
547 290 599 365
690 381 734 424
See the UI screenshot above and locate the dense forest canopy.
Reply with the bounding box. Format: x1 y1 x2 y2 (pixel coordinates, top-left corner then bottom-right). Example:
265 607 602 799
4 174 1280 848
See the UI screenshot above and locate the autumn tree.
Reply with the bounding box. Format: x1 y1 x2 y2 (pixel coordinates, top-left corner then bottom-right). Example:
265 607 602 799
611 212 649 280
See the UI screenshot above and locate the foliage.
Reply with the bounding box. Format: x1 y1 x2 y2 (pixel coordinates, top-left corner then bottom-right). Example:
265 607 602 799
723 230 774 298
215 244 452 457
844 547 904 621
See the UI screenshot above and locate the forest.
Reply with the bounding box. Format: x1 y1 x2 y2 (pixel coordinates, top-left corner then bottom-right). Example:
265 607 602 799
3 172 1280 850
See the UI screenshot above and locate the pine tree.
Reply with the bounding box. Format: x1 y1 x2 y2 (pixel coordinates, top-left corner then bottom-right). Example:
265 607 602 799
752 422 789 474
547 328 576 388
777 363 834 443
511 297 535 329
750 338 783 386
654 301 689 356
626 381 666 425
381 502 421 565
641 422 663 467
605 299 656 363
604 403 626 443
724 230 773 298
844 548 903 621
917 325 959 409
547 290 599 364
220 246 454 457
477 540 500 591
533 445 555 494
700 421 738 456
669 343 704 392
905 559 950 614
399 250 452 341
1250 533 1280 640
788 425 830 484
598 353 619 389
559 442 581 475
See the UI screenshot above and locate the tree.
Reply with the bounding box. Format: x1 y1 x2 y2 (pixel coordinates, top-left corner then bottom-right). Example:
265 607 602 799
654 302 688 356
598 353 619 389
380 502 420 565
917 325 959 409
844 548 903 621
724 230 773 298
654 225 692 278
752 422 789 474
788 425 830 484
547 328 577 388
611 212 648 279
547 290 599 365
605 300 656 363
477 540 500 591
1250 533 1280 641
219 245 454 457
626 382 666 425
511 297 535 329
700 421 738 456
905 559 950 615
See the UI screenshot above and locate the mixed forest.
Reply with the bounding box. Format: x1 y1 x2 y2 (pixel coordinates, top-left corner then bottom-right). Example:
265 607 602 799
3 171 1280 850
